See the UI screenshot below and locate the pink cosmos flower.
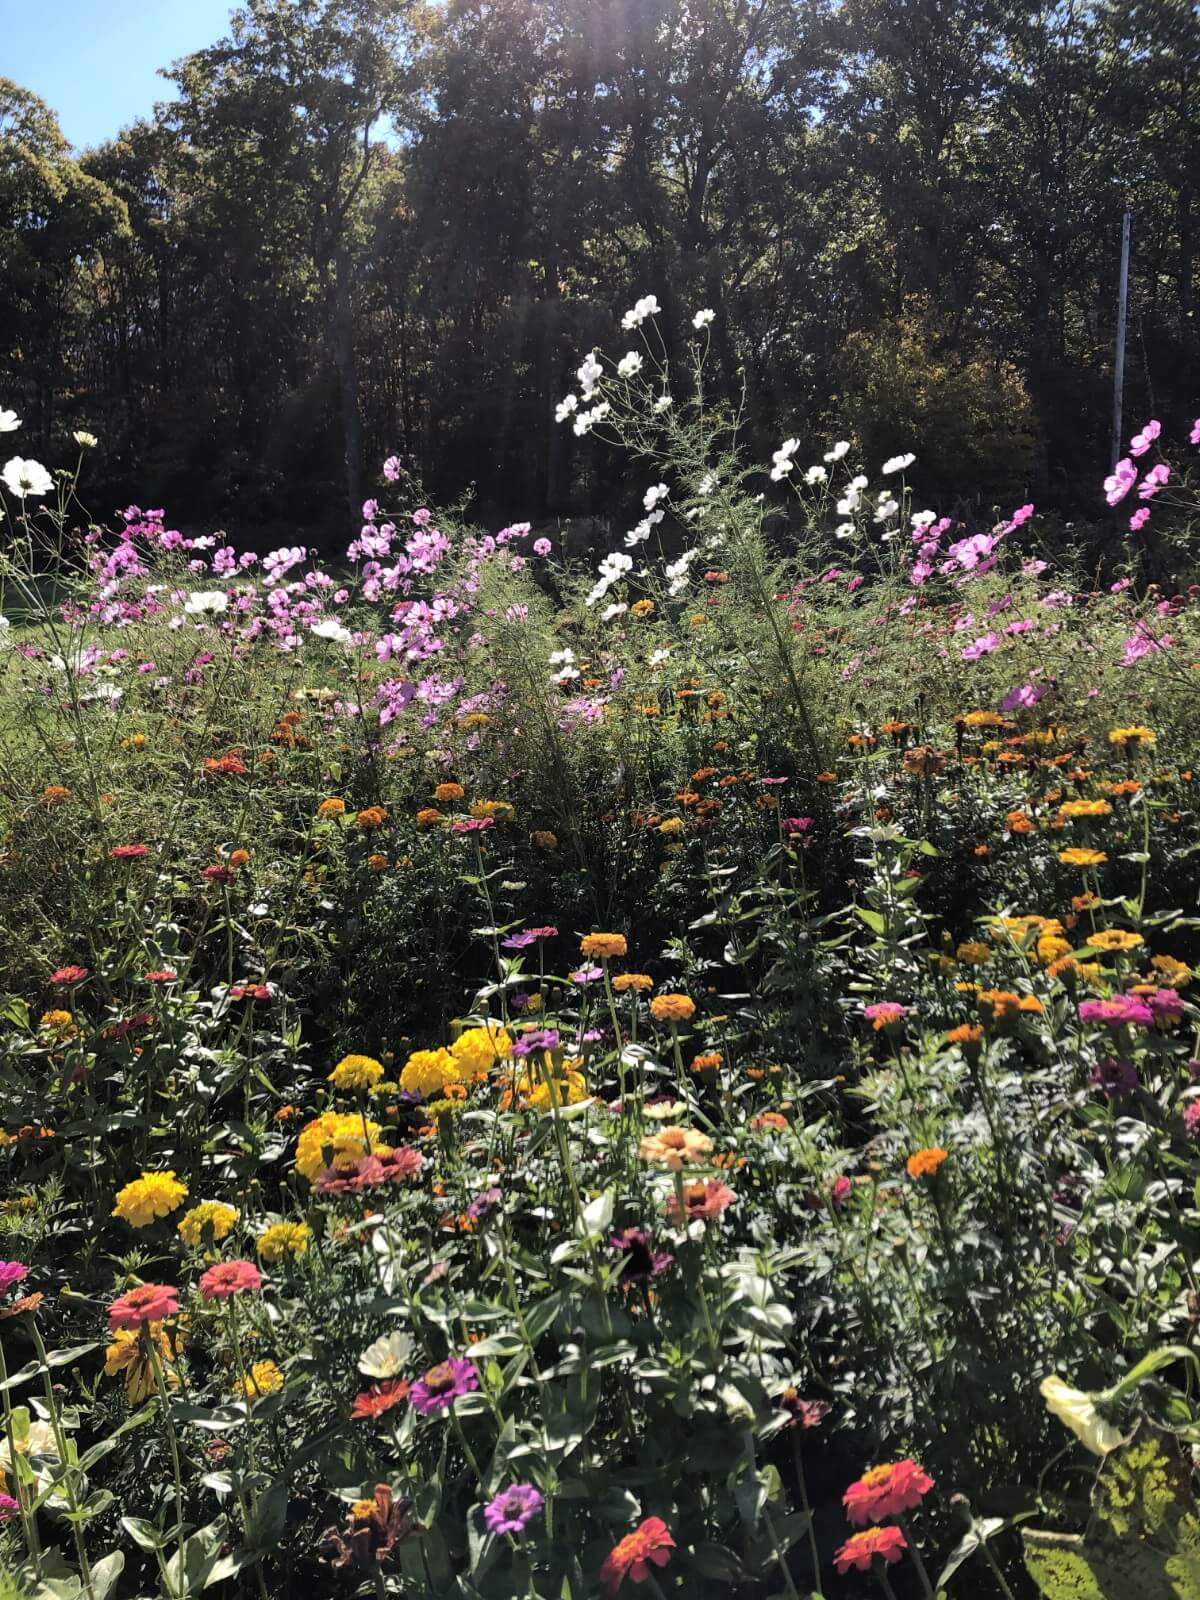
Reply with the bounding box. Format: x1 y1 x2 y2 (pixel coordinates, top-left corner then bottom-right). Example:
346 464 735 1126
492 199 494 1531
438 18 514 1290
1129 419 1161 457
410 1357 479 1414
0 1262 29 1295
199 1261 262 1301
1138 463 1170 500
1129 508 1150 532
960 632 999 661
1190 418 1200 446
1104 458 1137 506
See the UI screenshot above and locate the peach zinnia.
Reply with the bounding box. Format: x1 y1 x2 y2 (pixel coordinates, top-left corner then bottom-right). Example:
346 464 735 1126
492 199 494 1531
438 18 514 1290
639 1127 713 1170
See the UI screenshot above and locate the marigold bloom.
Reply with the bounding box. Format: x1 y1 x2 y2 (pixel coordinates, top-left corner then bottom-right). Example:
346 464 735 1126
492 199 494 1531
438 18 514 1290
295 1110 384 1183
42 785 71 804
434 782 465 804
944 1023 983 1049
834 1526 907 1574
415 807 444 828
113 1171 188 1227
666 1179 736 1224
844 1459 934 1525
257 1221 310 1262
1060 848 1107 867
649 993 695 1023
449 1024 512 1079
599 1517 676 1594
317 798 346 818
398 1047 459 1099
236 1359 284 1400
581 932 628 959
410 1357 478 1414
177 1201 238 1248
1108 725 1155 747
329 1053 386 1092
108 1283 180 1332
639 1126 713 1170
531 830 557 849
906 1147 948 1179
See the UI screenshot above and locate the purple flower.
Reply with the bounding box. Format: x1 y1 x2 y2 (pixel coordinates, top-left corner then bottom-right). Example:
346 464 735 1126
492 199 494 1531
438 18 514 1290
465 1187 502 1222
512 1029 561 1057
0 1262 28 1296
571 966 603 986
782 816 814 836
533 538 552 557
502 925 559 951
1000 683 1049 712
484 1484 544 1536
610 1228 674 1283
410 1357 479 1415
1079 996 1154 1028
1090 1059 1138 1100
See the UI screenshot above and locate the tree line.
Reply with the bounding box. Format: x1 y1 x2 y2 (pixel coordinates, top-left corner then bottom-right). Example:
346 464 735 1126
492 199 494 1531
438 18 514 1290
1 0 1196 542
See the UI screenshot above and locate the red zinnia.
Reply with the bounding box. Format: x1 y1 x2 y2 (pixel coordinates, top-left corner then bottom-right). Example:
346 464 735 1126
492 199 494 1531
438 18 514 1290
49 965 89 985
203 865 238 885
834 1525 907 1574
599 1517 676 1594
199 1261 262 1301
109 844 149 860
144 970 178 983
351 1379 410 1420
108 1283 179 1331
843 1460 933 1526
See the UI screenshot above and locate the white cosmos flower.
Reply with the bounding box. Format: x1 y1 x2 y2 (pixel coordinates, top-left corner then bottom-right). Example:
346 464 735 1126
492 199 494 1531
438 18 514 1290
621 294 660 330
598 551 633 583
617 351 643 378
882 452 915 475
0 409 21 433
573 401 609 437
851 474 869 490
648 648 671 666
836 488 861 516
183 590 228 615
911 509 936 530
576 352 602 399
0 617 9 649
1040 1376 1125 1456
823 440 850 462
804 465 827 485
601 602 628 621
2 457 53 498
310 618 353 645
554 395 578 423
553 664 581 681
873 497 899 523
644 483 669 512
834 522 856 540
652 394 673 413
548 648 575 666
692 308 715 329
769 438 800 481
698 473 717 495
358 1330 413 1379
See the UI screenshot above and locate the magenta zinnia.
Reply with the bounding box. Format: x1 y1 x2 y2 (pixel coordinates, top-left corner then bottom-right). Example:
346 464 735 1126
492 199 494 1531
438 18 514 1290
409 1357 478 1414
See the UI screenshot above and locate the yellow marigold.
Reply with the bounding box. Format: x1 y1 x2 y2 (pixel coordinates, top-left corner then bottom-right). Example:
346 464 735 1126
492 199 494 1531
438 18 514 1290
317 798 346 818
470 800 514 821
531 830 558 850
459 712 490 729
328 1054 386 1092
955 942 991 966
580 932 627 959
39 1009 77 1037
177 1201 238 1249
1108 726 1155 747
294 1111 383 1184
236 1360 284 1401
113 1170 189 1228
525 1061 588 1112
434 782 465 804
105 1322 183 1404
1088 929 1143 953
961 711 1005 727
1037 935 1073 965
906 1146 948 1178
450 1024 512 1079
639 1126 714 1169
416 807 444 828
658 817 685 836
398 1048 459 1099
1059 848 1107 867
944 1024 983 1048
650 993 695 1023
1058 799 1113 821
630 598 655 617
612 973 653 993
257 1222 311 1263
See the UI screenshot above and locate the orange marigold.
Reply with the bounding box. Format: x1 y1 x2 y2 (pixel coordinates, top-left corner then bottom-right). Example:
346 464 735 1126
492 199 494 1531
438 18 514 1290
906 1147 948 1179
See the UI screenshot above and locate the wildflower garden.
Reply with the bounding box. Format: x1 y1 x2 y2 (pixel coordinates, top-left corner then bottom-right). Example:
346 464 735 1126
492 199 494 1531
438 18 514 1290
2 319 1200 1600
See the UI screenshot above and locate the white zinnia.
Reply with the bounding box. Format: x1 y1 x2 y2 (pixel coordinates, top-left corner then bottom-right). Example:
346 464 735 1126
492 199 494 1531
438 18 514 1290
2 457 53 498
358 1330 413 1378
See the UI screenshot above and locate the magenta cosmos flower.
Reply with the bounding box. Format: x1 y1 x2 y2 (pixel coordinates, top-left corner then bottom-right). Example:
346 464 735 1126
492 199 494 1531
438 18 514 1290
410 1357 479 1415
199 1260 262 1301
484 1483 544 1536
0 1262 29 1296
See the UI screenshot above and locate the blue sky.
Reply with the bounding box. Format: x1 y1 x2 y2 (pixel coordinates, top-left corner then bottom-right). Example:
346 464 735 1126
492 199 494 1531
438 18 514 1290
5 0 239 149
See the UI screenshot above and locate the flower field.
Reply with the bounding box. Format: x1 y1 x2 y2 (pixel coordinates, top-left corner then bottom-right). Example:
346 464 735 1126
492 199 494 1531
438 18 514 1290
2 320 1200 1599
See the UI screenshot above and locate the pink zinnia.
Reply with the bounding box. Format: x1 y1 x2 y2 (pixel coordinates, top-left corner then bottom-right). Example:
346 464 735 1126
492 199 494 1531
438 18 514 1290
0 1262 29 1295
1079 996 1153 1028
108 1283 179 1331
843 1459 934 1525
109 844 148 860
409 1357 479 1414
49 965 88 985
199 1260 262 1301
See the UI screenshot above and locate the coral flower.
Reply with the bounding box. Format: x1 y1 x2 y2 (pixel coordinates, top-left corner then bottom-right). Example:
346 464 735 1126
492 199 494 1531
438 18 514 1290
109 844 149 860
834 1525 908 1574
599 1517 676 1594
639 1126 713 1170
351 1380 410 1420
906 1147 948 1179
844 1460 934 1525
49 966 88 985
410 1357 479 1415
108 1283 180 1332
864 1001 908 1030
666 1179 736 1224
199 1260 262 1301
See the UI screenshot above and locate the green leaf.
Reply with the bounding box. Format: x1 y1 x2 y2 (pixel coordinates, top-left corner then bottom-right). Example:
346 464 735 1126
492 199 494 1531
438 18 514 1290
854 906 887 935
